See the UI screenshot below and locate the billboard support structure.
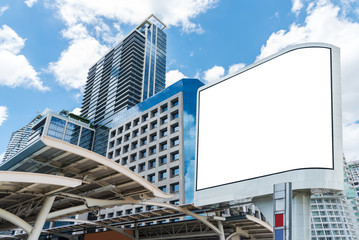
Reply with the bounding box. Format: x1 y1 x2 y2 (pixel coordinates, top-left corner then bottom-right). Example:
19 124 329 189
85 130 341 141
195 43 342 239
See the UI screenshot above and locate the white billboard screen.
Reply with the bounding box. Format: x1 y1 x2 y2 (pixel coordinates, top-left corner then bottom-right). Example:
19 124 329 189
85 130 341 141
196 47 333 191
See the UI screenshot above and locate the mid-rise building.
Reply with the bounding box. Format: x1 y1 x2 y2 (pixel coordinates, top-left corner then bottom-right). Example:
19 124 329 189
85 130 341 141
96 78 204 223
81 15 167 157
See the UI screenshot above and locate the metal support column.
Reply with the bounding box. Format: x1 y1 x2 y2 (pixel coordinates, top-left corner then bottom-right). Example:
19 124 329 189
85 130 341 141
134 221 139 240
28 196 56 240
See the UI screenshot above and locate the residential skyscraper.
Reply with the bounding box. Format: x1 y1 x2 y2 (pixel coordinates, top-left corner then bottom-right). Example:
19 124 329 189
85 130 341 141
81 15 166 156
81 15 166 127
310 159 359 239
2 111 45 162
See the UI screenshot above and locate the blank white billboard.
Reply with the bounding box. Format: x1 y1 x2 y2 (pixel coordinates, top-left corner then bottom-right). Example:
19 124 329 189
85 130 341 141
196 46 334 191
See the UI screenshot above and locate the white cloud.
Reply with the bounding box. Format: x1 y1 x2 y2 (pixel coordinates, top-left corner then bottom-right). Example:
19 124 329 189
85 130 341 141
257 1 359 160
203 65 225 84
48 0 217 90
0 25 48 91
292 0 304 16
0 25 25 54
166 70 187 87
71 107 82 115
0 106 8 126
24 0 38 7
48 25 109 90
51 0 218 34
228 63 245 75
0 5 9 16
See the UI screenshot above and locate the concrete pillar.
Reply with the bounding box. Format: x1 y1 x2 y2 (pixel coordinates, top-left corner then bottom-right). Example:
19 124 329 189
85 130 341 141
28 196 55 240
292 191 311 240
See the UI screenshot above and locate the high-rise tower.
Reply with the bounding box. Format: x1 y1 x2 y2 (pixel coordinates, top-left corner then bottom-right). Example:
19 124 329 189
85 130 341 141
81 15 166 127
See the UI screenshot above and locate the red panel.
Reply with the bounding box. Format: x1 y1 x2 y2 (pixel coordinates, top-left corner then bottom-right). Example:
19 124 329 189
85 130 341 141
275 213 284 227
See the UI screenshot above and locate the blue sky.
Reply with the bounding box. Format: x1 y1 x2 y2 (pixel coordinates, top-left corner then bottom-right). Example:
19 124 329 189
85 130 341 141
1 0 359 161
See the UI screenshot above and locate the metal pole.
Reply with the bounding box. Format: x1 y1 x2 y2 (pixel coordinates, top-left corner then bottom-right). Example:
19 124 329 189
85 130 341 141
28 196 55 240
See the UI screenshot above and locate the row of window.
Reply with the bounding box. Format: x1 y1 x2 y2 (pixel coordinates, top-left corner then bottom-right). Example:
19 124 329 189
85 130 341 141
109 98 179 138
142 168 180 183
113 110 179 139
111 150 180 168
311 205 342 210
311 229 351 236
312 237 351 240
109 122 179 150
108 136 180 159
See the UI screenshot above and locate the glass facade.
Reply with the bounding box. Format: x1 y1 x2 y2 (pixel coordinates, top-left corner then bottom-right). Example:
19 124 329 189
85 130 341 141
81 16 166 156
39 114 95 151
47 117 66 140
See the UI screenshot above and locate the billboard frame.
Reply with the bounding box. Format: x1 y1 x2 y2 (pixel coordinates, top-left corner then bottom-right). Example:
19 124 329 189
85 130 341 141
194 43 343 206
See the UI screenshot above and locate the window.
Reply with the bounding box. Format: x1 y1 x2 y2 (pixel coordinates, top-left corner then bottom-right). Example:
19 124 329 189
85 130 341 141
123 145 129 153
160 128 168 137
171 123 179 133
160 142 168 151
100 214 105 219
139 163 146 172
171 167 179 177
171 137 179 146
151 121 158 129
117 127 123 134
140 150 147 158
170 199 180 205
110 130 116 138
136 207 143 213
132 141 138 150
133 130 139 138
109 141 115 148
161 104 168 112
150 133 157 142
133 118 140 126
142 114 148 122
115 148 121 157
159 185 167 193
161 116 168 125
122 157 128 165
116 211 123 216
108 212 114 218
125 122 131 130
171 111 179 120
159 170 167 180
159 156 167 165
148 159 156 169
151 109 158 117
148 174 155 182
171 151 179 161
146 206 154 211
125 134 130 142
170 183 180 193
126 209 133 215
171 98 179 107
130 166 136 172
141 137 148 146
141 126 148 133
108 152 113 159
131 154 137 162
149 146 157 155
116 137 122 145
